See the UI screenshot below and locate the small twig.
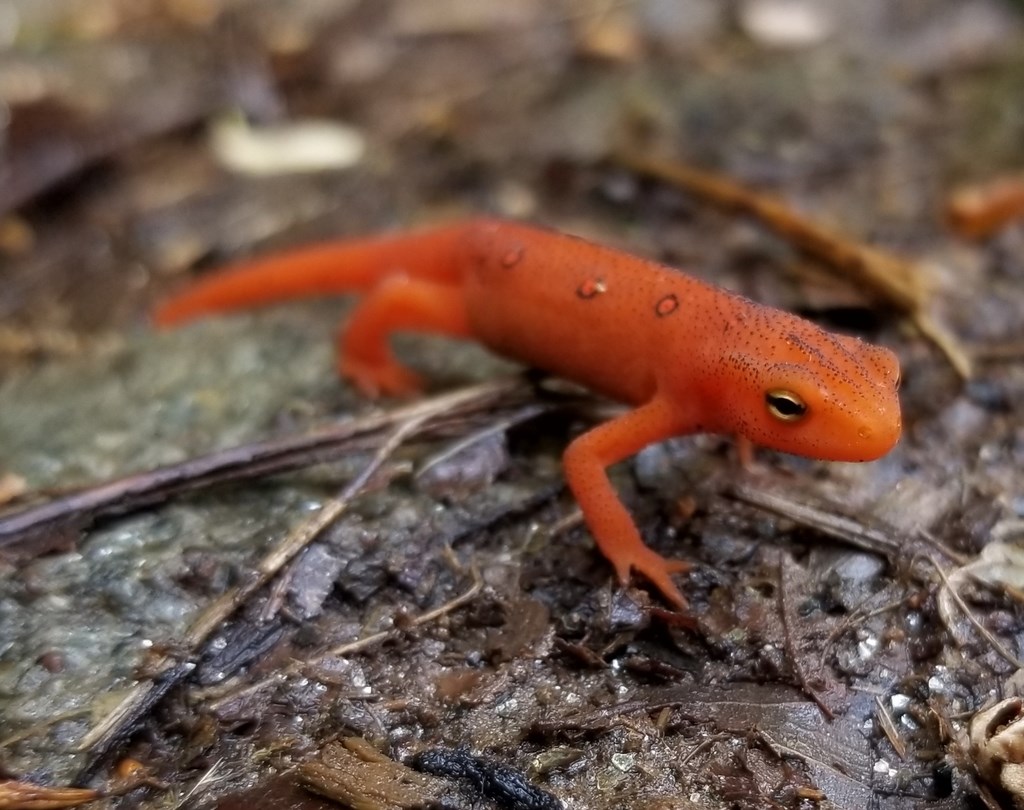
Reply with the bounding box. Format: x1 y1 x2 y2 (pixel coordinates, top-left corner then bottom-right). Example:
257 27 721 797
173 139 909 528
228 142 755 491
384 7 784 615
731 481 968 568
912 310 972 382
415 403 546 482
185 412 429 646
777 551 835 720
731 483 899 559
321 563 483 659
914 528 970 566
545 508 584 539
75 661 196 779
172 758 230 810
970 339 1024 363
206 565 484 712
927 554 1023 669
0 779 99 808
678 733 731 767
0 324 118 359
616 152 924 307
823 594 907 650
616 151 972 378
874 695 907 759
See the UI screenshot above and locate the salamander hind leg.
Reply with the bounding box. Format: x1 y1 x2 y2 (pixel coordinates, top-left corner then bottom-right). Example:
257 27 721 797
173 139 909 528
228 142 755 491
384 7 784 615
340 355 425 399
561 396 695 609
338 276 471 397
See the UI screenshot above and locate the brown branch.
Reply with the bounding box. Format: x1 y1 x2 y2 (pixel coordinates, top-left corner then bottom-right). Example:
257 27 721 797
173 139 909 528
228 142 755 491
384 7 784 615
730 480 967 566
616 151 972 378
929 554 1024 670
0 376 538 558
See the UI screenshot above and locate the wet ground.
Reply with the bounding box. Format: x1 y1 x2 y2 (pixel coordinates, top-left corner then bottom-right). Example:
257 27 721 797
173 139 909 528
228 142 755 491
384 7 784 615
2 1 1024 808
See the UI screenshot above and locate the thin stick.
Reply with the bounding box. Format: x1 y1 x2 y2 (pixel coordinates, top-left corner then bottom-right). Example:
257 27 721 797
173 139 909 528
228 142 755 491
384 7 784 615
928 554 1023 670
617 151 972 378
0 376 533 553
185 412 429 646
731 483 902 559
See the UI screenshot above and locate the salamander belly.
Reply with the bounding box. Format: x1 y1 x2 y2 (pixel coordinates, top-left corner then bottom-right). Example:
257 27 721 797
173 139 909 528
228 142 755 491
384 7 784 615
460 221 684 405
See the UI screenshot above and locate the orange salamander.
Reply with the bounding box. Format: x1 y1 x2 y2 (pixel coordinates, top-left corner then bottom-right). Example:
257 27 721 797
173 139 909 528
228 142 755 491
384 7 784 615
155 219 902 608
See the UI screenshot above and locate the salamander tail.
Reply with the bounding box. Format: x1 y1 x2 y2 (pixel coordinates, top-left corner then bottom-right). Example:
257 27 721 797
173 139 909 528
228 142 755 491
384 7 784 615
153 221 471 326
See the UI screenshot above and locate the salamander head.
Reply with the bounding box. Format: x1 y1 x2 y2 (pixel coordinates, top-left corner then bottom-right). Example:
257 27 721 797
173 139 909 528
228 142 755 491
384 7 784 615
701 307 902 462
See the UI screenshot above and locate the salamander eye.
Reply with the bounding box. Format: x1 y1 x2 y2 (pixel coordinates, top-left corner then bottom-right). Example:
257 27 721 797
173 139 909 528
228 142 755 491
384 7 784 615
766 389 807 422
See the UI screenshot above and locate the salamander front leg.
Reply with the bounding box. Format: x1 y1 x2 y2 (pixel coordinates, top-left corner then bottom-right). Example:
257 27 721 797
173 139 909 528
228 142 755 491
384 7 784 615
561 395 694 609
